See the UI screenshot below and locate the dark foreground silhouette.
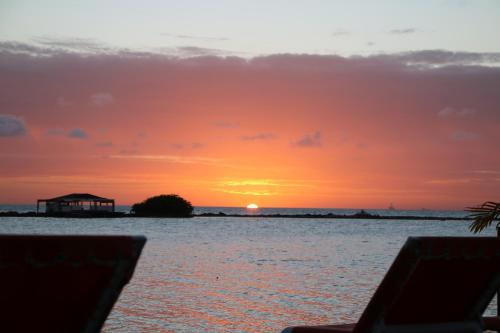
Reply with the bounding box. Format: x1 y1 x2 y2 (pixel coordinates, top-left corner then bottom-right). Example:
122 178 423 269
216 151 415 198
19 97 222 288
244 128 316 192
281 237 500 332
0 235 145 333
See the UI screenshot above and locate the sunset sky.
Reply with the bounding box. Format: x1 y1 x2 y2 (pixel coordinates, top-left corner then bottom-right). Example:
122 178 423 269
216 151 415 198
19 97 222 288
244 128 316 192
1 1 499 209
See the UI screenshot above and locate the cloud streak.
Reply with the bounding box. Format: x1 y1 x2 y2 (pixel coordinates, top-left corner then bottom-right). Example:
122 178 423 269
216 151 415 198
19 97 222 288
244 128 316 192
293 131 322 148
437 107 476 118
214 121 239 129
109 154 222 165
161 33 229 42
389 28 417 34
90 93 114 107
241 133 276 141
332 30 350 37
32 36 111 53
450 130 479 141
56 96 72 108
68 128 88 139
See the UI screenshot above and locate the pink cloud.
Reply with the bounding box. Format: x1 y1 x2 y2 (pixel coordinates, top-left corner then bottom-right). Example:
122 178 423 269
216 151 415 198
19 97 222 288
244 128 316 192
241 133 276 141
90 93 114 107
56 96 72 108
0 115 27 137
293 132 322 148
0 43 499 207
438 107 476 118
68 128 88 139
450 130 479 141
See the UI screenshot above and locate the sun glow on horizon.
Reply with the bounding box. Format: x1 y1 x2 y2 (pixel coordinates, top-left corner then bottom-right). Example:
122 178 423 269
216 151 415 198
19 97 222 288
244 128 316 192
246 203 259 209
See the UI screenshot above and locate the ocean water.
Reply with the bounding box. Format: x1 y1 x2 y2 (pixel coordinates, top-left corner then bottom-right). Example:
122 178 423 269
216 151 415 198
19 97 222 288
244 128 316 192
0 210 494 332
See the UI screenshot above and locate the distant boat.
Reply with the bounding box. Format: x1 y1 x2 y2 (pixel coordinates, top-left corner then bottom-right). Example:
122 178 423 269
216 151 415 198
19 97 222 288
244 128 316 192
388 203 396 210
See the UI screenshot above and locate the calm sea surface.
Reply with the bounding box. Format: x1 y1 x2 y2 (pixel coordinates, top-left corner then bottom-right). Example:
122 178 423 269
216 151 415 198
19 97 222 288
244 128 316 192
0 207 495 332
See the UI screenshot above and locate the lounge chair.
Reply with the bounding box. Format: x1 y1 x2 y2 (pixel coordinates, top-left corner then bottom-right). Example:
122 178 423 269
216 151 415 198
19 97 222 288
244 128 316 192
281 237 500 333
0 234 146 333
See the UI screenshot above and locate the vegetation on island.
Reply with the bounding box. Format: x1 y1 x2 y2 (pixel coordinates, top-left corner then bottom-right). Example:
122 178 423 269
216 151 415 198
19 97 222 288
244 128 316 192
467 201 500 233
131 194 193 217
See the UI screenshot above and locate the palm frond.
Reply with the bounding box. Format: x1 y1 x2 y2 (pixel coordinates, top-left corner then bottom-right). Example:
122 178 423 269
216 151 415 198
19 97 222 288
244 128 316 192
466 201 500 234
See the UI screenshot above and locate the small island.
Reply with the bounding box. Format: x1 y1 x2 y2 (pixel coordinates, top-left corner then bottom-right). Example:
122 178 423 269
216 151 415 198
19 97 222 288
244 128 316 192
131 194 193 217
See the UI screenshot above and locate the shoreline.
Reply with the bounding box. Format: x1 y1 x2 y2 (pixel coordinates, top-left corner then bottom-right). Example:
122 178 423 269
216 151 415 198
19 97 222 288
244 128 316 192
0 211 470 221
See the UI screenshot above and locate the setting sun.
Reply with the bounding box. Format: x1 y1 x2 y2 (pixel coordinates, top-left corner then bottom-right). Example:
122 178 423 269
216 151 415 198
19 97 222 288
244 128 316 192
246 203 259 209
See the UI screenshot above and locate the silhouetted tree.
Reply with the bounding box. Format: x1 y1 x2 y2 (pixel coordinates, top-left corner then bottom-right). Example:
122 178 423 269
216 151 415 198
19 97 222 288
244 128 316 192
131 194 193 217
467 201 500 233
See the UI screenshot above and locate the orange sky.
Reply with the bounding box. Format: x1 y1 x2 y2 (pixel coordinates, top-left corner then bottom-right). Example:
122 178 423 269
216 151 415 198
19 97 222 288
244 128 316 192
1 48 499 209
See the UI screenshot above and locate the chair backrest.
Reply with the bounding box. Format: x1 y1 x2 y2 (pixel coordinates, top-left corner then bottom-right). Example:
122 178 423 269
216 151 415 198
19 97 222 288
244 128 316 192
354 237 500 333
0 234 146 333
